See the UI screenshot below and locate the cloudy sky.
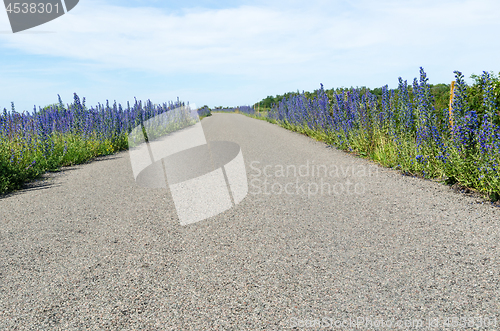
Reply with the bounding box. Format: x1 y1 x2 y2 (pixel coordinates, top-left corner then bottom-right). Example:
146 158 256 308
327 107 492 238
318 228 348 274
0 0 499 112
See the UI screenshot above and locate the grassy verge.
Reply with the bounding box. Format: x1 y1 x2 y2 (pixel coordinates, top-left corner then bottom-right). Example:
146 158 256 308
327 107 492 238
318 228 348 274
0 133 127 194
231 111 500 203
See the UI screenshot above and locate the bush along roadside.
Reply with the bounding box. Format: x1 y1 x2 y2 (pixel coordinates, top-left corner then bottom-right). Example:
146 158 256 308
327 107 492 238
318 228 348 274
197 106 212 119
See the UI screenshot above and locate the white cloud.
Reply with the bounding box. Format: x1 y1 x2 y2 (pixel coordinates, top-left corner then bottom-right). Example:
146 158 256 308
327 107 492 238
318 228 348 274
0 0 499 110
0 1 393 76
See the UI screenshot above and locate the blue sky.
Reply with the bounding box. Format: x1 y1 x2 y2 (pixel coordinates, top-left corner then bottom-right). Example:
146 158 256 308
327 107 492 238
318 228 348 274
0 0 499 112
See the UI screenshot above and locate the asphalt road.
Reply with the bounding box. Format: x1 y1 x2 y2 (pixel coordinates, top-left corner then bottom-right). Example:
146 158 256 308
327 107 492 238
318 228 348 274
1 113 500 330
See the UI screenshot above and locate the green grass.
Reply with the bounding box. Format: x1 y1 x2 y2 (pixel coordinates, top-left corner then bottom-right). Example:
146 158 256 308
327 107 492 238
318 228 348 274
231 111 500 203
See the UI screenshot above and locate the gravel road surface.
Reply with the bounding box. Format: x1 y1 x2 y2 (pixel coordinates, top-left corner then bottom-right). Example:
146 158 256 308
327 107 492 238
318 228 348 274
1 113 500 330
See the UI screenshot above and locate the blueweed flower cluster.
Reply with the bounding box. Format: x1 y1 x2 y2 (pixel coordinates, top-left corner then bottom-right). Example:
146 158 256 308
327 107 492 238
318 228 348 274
0 94 185 193
238 106 255 115
264 68 499 198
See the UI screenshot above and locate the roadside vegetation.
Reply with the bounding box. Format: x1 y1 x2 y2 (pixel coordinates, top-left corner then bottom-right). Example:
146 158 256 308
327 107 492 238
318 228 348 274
2 68 499 199
0 95 187 194
251 68 500 200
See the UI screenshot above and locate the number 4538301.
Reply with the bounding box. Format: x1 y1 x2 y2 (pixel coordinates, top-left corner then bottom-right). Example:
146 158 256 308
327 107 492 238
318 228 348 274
5 2 60 14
